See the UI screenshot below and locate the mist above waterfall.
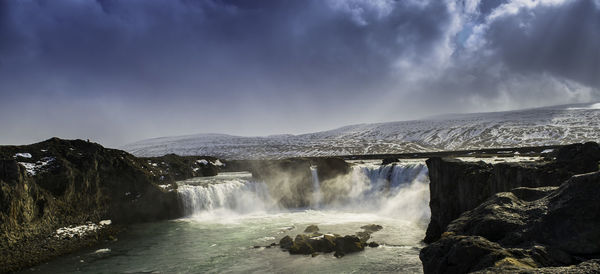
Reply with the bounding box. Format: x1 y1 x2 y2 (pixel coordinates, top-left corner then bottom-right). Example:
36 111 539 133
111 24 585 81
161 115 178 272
316 161 430 224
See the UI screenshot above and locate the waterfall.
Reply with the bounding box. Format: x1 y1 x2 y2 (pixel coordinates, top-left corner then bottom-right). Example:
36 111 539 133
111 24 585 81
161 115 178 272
357 161 428 190
177 172 277 217
310 166 322 208
316 160 430 222
177 162 429 223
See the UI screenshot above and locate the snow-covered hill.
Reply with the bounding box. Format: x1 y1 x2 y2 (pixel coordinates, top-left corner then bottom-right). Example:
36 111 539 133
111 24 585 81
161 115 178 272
122 103 600 159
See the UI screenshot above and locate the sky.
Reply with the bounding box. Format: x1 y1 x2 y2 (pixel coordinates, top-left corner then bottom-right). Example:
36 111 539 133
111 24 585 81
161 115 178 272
0 0 599 147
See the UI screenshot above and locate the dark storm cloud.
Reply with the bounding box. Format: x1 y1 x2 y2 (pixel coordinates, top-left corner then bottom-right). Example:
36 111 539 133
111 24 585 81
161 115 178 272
0 0 450 97
478 0 509 15
0 0 598 146
485 0 600 88
401 0 600 112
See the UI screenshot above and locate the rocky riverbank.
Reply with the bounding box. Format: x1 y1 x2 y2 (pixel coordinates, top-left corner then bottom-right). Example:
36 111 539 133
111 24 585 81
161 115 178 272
0 138 220 272
421 142 600 273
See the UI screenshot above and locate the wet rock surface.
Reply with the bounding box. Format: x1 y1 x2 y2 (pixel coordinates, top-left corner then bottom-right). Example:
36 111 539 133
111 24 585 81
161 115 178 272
304 224 320 233
279 225 382 258
421 143 600 273
360 224 383 233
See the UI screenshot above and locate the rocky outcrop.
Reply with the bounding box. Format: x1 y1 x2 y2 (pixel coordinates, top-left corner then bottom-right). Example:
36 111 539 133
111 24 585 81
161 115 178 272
356 224 383 242
309 157 351 182
471 259 600 273
280 233 365 258
139 153 219 181
424 142 600 243
420 171 600 273
420 142 600 273
248 158 313 208
0 138 220 272
279 225 381 258
304 224 320 233
243 157 350 208
381 157 399 165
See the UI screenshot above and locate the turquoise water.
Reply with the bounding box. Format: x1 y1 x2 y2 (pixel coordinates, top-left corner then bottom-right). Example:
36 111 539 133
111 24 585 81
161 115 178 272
25 161 429 273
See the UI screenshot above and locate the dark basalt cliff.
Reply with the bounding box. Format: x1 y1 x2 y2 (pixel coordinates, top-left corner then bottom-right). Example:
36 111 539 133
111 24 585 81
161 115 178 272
421 142 600 273
424 142 600 244
0 138 219 272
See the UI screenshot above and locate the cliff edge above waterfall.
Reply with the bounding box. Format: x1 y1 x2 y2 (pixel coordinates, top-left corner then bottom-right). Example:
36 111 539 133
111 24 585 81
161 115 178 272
424 142 600 244
421 142 600 273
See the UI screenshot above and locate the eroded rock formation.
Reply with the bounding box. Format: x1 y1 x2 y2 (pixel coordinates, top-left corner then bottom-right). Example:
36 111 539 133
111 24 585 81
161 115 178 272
425 142 600 243
421 142 600 273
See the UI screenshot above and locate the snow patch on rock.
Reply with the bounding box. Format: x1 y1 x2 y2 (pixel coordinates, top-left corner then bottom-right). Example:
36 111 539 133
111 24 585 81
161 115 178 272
94 248 111 254
18 157 56 176
99 220 112 226
14 153 32 158
214 159 225 166
196 159 209 165
54 220 111 239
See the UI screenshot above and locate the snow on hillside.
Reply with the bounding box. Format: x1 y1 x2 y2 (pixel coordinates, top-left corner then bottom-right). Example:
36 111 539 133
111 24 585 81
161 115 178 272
122 103 600 159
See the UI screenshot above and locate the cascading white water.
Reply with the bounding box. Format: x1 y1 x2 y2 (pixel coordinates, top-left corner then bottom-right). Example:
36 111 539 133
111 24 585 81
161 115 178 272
177 161 429 224
177 172 277 218
310 166 322 208
355 161 428 191
316 160 430 222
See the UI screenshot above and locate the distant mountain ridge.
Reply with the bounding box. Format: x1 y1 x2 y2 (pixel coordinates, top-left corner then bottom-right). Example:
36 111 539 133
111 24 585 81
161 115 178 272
122 103 600 159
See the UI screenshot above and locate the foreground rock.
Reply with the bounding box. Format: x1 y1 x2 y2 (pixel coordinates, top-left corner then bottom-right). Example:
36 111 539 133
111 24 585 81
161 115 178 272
420 170 600 273
304 224 320 233
360 224 383 233
279 225 382 258
425 142 600 243
281 234 364 258
0 138 220 272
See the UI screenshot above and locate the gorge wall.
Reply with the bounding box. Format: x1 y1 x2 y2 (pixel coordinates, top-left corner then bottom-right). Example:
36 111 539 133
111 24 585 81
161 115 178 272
424 142 600 243
421 142 600 273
